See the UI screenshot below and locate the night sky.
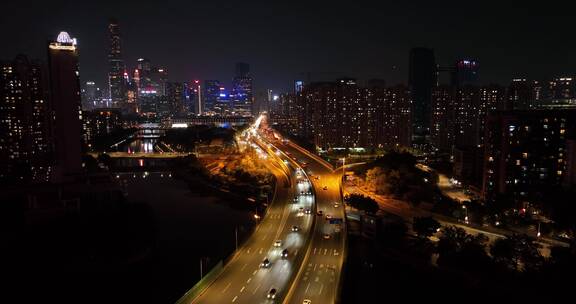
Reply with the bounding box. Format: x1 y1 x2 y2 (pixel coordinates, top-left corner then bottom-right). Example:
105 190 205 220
2 1 575 92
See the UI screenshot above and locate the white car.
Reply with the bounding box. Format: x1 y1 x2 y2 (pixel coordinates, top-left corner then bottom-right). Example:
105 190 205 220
333 202 339 208
274 240 282 247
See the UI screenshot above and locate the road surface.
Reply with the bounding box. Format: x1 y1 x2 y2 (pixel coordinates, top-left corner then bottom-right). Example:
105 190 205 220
191 137 314 304
274 141 347 304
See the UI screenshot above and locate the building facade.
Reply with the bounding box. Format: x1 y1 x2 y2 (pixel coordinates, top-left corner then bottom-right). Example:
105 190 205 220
409 47 436 144
0 55 52 182
48 31 83 180
108 19 126 111
483 110 576 209
231 62 253 116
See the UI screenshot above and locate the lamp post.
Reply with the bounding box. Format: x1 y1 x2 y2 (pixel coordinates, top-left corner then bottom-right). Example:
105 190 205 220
462 205 469 224
537 221 541 238
235 226 238 252
199 257 204 280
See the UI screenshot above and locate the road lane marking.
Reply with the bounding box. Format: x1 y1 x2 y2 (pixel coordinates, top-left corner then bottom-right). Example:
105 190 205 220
241 263 247 271
313 247 317 255
253 270 258 275
333 250 339 256
253 283 261 294
313 264 317 271
315 276 320 282
240 286 245 293
319 283 324 295
305 282 311 293
222 282 231 294
232 296 238 302
323 248 327 255
259 248 263 254
246 248 251 253
247 278 252 284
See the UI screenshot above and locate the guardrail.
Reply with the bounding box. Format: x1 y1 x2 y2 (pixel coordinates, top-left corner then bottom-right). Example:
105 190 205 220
287 142 334 172
334 174 348 304
174 261 224 304
173 144 282 304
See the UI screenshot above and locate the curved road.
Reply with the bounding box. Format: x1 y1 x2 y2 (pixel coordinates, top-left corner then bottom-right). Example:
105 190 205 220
191 139 315 304
274 141 347 304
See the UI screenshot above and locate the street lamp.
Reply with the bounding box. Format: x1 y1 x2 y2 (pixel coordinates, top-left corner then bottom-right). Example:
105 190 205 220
537 221 541 238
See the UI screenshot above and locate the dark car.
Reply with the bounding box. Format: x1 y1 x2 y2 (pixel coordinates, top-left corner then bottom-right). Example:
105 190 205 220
261 258 271 268
267 288 277 299
281 249 289 259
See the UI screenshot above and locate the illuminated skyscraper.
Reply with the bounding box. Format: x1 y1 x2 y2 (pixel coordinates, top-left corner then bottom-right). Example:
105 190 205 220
232 62 253 116
108 18 126 110
48 31 83 180
166 82 186 116
204 80 221 113
452 59 479 86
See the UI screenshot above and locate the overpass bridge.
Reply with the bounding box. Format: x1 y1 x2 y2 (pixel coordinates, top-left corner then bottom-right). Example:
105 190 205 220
87 152 192 159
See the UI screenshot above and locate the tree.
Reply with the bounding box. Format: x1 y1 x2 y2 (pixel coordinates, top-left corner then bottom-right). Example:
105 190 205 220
365 167 387 194
413 217 441 238
346 194 379 214
491 234 543 272
437 226 490 270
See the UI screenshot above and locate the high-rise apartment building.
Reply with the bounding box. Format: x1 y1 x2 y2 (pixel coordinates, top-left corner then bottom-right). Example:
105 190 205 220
483 110 576 209
292 80 412 150
0 55 51 182
409 48 436 143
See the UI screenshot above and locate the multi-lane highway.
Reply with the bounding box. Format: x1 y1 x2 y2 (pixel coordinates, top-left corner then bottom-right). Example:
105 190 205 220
274 141 347 304
185 115 347 304
191 134 316 304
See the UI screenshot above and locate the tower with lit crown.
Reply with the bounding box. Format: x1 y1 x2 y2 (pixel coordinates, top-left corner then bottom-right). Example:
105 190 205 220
48 31 83 180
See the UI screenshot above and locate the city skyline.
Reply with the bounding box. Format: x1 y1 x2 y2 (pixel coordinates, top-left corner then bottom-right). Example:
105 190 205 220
2 2 576 92
3 3 576 304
